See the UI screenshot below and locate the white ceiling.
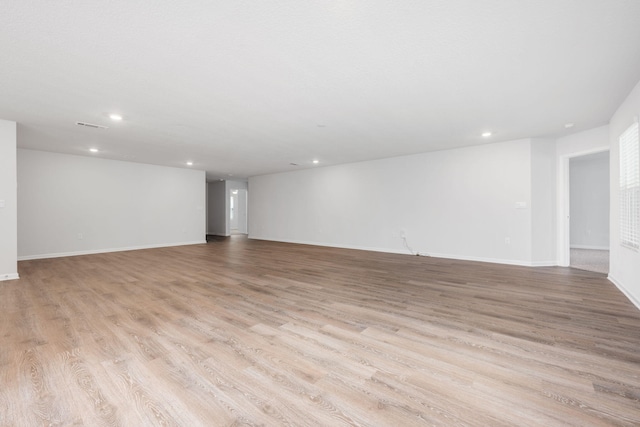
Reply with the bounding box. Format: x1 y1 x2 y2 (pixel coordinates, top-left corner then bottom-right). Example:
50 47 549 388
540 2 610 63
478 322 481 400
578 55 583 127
2 1 640 181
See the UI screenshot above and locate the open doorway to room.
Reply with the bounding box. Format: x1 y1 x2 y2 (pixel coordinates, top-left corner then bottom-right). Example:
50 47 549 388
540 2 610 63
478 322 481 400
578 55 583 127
569 151 610 274
206 180 248 241
229 188 248 235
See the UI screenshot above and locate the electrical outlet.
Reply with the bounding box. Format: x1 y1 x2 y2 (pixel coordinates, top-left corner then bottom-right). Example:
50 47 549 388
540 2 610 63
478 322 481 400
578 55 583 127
505 237 511 244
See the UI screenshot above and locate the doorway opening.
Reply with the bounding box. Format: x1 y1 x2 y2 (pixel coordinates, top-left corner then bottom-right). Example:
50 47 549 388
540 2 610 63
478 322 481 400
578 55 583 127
230 188 248 235
568 151 610 274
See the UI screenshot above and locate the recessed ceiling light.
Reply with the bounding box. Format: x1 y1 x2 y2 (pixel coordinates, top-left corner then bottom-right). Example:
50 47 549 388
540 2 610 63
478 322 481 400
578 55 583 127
89 148 99 153
564 123 575 129
481 131 492 138
109 113 123 121
186 161 193 166
313 159 319 164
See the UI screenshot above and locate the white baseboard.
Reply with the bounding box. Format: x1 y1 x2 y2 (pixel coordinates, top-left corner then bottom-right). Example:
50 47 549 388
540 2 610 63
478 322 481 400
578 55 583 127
608 275 640 312
570 245 610 250
248 235 556 267
17 240 207 261
427 252 556 267
529 260 558 267
0 273 20 282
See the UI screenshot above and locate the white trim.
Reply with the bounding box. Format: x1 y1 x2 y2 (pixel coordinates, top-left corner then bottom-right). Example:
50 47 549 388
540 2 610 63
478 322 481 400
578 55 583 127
529 260 559 267
428 252 556 267
249 236 557 267
0 273 20 282
17 240 207 261
608 274 640 312
570 245 610 250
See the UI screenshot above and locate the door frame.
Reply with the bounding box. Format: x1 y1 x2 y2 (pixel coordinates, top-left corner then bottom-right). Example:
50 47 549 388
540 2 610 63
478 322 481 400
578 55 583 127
557 147 609 266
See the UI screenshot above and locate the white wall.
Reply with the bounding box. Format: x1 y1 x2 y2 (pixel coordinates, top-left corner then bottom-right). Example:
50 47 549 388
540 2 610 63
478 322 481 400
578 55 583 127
0 120 18 280
531 139 557 265
555 125 610 266
609 79 640 309
557 126 610 157
18 149 206 259
570 152 609 249
249 138 552 266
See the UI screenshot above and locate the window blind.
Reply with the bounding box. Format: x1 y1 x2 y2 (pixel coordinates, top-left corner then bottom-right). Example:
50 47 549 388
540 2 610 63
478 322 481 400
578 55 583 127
620 120 639 249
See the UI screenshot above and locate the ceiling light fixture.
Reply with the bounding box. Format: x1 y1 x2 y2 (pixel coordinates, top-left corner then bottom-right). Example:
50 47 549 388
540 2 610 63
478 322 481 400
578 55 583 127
313 159 319 164
109 113 123 121
89 148 99 153
481 131 492 138
564 123 575 129
186 161 193 166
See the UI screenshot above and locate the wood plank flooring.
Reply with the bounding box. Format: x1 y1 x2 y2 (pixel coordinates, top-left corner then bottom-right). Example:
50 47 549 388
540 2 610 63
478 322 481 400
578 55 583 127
2 236 640 426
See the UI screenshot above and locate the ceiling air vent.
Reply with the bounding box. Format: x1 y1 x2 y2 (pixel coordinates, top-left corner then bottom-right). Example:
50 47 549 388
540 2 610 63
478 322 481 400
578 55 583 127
76 121 108 130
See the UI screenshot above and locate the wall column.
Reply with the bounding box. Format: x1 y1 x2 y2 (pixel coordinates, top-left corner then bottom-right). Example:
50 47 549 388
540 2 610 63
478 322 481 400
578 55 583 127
0 120 18 281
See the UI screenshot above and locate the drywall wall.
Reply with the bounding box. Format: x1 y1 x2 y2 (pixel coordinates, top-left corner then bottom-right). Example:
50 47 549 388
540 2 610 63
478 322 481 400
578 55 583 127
207 181 227 235
0 120 18 280
531 139 557 264
555 125 610 266
570 152 610 249
609 79 640 309
18 149 206 259
557 126 610 157
250 138 543 265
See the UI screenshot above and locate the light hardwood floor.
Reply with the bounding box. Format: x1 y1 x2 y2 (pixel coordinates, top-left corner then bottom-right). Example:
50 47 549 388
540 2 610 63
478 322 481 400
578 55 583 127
2 236 640 426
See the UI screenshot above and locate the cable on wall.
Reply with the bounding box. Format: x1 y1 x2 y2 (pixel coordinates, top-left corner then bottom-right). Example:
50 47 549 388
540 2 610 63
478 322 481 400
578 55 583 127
402 235 429 257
